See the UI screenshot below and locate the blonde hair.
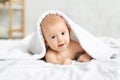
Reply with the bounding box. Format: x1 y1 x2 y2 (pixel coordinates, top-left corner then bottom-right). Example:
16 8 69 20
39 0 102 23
41 14 64 30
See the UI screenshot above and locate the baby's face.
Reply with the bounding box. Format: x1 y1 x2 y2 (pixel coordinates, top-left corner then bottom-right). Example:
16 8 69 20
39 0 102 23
42 20 70 52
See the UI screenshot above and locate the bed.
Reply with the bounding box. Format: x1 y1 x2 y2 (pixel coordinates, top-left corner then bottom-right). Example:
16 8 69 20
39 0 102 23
0 37 120 80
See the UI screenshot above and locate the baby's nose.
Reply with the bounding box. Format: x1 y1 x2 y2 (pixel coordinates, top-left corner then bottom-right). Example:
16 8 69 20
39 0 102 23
57 36 63 42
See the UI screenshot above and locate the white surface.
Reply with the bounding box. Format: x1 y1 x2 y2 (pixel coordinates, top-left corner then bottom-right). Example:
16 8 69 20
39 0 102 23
0 60 120 80
0 37 120 80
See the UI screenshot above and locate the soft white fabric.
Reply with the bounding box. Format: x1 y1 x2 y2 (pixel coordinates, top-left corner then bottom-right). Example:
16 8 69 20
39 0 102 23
0 60 120 80
22 10 118 60
0 38 120 80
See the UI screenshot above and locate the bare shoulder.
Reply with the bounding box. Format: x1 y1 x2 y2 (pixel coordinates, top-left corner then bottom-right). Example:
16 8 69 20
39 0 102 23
45 49 58 62
45 49 64 64
70 40 80 48
71 40 79 45
45 49 57 59
70 40 84 52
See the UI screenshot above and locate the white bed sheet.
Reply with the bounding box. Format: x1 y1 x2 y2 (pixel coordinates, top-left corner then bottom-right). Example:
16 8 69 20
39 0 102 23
0 37 120 80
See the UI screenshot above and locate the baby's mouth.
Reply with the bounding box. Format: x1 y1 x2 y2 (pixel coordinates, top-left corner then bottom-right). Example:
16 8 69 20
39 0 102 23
58 44 64 47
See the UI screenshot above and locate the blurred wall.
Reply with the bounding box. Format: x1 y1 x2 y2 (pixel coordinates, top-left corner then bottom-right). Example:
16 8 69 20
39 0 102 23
25 0 120 38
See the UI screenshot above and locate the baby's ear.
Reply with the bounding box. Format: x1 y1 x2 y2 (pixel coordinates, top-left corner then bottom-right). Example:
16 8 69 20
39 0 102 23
44 40 48 46
44 40 49 49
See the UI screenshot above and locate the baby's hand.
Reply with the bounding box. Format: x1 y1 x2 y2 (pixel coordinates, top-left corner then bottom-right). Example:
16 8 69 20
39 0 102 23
64 58 72 65
77 53 92 62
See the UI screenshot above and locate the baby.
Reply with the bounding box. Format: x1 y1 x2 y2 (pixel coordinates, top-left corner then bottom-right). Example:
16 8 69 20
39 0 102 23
41 14 93 65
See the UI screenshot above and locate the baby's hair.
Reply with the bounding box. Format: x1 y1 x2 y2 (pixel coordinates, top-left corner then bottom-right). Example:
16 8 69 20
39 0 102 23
41 14 64 29
40 14 71 34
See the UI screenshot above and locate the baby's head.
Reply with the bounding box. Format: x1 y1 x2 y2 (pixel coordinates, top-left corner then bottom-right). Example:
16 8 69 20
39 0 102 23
41 14 70 52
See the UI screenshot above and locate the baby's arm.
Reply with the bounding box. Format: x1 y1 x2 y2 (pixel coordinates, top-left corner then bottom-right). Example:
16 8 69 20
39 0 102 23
64 58 72 65
77 53 93 62
45 51 63 64
45 50 72 65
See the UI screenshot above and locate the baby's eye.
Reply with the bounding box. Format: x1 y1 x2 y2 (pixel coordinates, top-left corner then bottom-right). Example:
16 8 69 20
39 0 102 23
61 32 65 35
51 36 56 39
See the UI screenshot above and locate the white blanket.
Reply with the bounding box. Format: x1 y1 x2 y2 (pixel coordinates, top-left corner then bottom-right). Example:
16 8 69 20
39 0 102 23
0 37 120 80
21 10 118 60
0 59 120 80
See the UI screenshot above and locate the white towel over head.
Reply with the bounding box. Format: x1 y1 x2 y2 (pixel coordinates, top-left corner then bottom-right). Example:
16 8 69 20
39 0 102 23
23 10 118 60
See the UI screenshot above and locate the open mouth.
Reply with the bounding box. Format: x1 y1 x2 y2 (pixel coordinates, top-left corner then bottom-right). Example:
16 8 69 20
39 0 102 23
58 44 64 47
